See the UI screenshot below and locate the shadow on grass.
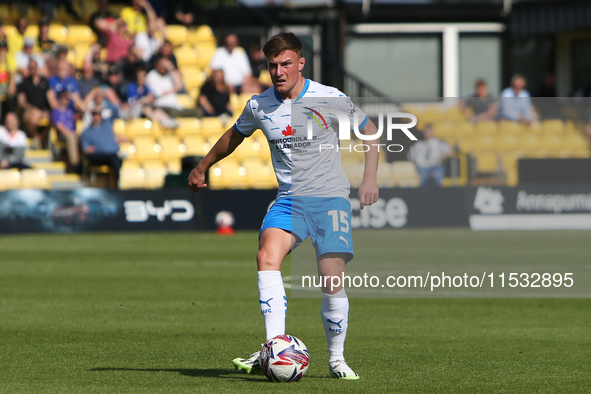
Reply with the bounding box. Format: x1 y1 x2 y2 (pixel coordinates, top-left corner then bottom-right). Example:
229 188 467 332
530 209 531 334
90 367 265 381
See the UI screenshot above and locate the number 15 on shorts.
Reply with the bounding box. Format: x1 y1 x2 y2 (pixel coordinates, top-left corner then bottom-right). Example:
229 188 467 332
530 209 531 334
328 210 350 233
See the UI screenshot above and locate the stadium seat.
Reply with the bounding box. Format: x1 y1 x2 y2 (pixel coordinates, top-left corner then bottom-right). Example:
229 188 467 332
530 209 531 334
443 107 465 121
167 159 182 174
242 158 277 189
190 25 216 46
474 153 499 174
233 137 263 161
518 134 541 152
183 135 208 156
113 119 127 137
497 134 519 152
182 68 207 91
159 135 185 161
126 118 160 138
119 168 146 189
175 117 202 137
343 163 364 188
20 169 51 189
195 43 217 69
542 119 564 135
499 121 524 135
209 158 248 189
166 25 189 47
67 25 95 47
119 142 136 160
143 160 168 189
432 121 457 143
391 161 420 187
133 136 160 161
472 134 497 152
0 169 21 190
177 94 195 109
73 44 91 69
24 25 39 41
562 134 590 156
175 45 199 68
539 134 564 153
501 153 519 172
457 137 473 153
200 117 226 137
122 160 140 169
475 120 497 135
376 162 395 187
48 24 68 44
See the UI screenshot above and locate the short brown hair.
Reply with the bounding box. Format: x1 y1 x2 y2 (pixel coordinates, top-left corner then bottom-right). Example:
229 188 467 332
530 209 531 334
263 32 303 59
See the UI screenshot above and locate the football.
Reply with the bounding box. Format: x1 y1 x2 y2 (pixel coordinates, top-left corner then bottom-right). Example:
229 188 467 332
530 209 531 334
260 335 310 382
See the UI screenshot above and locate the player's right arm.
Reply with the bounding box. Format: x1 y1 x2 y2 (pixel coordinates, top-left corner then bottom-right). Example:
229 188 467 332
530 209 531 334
187 128 245 193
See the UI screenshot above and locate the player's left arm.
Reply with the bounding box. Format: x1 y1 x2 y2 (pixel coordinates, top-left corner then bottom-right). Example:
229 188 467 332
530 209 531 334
358 119 379 210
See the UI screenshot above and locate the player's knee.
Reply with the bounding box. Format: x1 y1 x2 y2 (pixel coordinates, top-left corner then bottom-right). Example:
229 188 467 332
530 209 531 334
257 249 281 271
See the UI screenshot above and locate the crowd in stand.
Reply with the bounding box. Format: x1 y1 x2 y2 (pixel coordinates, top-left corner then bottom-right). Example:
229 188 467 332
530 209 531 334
0 0 265 181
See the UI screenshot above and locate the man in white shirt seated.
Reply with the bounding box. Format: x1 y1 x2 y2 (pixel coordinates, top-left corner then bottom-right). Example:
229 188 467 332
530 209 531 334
408 124 453 187
0 112 29 169
209 34 253 94
145 58 200 118
498 74 537 124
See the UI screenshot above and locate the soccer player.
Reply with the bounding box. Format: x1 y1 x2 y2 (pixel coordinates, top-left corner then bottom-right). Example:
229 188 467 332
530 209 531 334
188 32 379 380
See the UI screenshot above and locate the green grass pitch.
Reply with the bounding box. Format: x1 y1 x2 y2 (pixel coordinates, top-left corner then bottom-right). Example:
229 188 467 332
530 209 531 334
1 229 590 393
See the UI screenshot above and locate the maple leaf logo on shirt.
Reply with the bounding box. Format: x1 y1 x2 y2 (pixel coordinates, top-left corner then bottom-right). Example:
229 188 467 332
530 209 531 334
282 125 296 136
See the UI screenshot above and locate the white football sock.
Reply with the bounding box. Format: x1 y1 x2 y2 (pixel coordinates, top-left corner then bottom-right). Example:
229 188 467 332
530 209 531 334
321 288 349 363
257 270 287 341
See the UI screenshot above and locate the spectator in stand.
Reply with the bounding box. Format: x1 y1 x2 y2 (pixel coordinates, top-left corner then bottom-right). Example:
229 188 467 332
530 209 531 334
120 0 163 36
15 38 48 82
77 62 102 100
37 17 57 59
146 58 200 117
0 40 18 115
408 124 453 187
37 0 82 21
210 34 252 94
249 43 266 79
198 69 231 117
461 78 496 122
90 0 117 46
51 91 81 171
94 18 134 65
17 60 50 149
81 106 124 187
105 64 127 104
47 60 84 110
81 87 119 130
7 16 28 55
0 112 29 169
170 0 194 27
84 44 110 81
498 75 537 124
125 67 178 127
148 40 177 71
135 20 163 62
121 46 146 83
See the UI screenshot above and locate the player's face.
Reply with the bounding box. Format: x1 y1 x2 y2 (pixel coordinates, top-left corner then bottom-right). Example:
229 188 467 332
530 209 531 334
268 50 305 96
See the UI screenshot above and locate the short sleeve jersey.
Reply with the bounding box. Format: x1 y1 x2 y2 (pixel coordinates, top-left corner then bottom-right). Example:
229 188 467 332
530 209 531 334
233 79 368 200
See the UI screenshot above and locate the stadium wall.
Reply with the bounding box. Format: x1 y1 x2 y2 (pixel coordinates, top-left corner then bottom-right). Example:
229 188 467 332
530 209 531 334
2 186 591 233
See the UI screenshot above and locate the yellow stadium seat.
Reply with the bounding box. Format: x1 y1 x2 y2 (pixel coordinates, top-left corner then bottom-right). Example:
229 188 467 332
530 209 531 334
177 94 195 109
209 158 248 189
501 153 519 172
200 117 226 137
499 121 524 135
195 43 217 69
119 142 136 160
166 25 189 47
376 162 395 187
391 161 420 187
48 24 68 45
455 121 474 138
474 153 498 173
167 159 182 174
259 70 272 86
191 25 216 46
24 25 39 40
119 168 146 189
497 134 519 152
563 134 589 151
0 6 12 25
242 158 277 189
182 68 207 91
183 135 208 156
343 163 364 188
472 134 497 152
143 160 168 189
432 121 456 143
176 117 202 137
0 169 21 190
20 169 51 189
444 107 465 121
159 135 185 161
475 120 497 135
133 136 160 161
541 119 564 135
518 134 541 152
126 118 159 138
122 160 140 169
67 25 95 47
539 134 564 152
233 137 264 161
113 119 127 137
174 45 199 68
458 137 473 153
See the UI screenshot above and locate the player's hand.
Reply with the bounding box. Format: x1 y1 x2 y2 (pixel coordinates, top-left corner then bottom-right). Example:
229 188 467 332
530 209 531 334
188 168 208 193
358 179 379 210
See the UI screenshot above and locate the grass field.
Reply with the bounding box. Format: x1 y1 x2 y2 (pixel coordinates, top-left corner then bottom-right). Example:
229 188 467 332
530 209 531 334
1 229 590 393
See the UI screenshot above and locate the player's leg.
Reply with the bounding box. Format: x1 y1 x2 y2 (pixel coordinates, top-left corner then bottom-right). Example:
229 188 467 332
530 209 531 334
318 254 359 379
256 227 295 340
